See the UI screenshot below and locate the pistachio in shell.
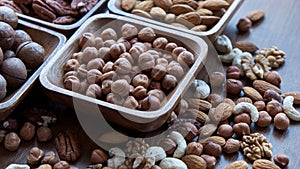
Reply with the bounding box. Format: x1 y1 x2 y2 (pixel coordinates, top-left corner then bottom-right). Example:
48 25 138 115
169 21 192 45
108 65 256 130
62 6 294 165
0 74 7 101
0 21 15 51
0 6 18 29
16 41 45 69
0 57 27 89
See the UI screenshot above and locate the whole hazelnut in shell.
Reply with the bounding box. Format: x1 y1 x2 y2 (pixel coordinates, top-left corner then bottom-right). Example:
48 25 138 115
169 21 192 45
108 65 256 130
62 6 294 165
0 74 7 101
12 30 32 51
0 6 18 29
4 132 20 151
226 79 243 95
16 41 45 69
0 57 27 89
0 21 15 51
274 113 290 130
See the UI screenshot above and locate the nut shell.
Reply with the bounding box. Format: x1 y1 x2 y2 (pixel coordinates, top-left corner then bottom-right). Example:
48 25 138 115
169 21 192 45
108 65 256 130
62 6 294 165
0 74 7 101
0 6 18 29
16 41 45 69
0 21 15 51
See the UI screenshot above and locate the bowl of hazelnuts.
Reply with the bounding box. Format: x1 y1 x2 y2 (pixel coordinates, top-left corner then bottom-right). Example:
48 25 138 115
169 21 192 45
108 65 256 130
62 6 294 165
0 6 66 121
40 14 208 132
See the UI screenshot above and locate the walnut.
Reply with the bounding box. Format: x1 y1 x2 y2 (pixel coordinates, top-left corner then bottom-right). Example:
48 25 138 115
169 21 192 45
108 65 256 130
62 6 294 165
256 46 285 68
240 132 272 161
125 138 150 157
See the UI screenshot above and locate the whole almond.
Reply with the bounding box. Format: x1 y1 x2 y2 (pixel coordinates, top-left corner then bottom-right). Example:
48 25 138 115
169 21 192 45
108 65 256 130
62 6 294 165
225 160 248 169
173 0 199 9
203 0 230 10
243 86 263 101
170 4 195 15
282 92 300 104
186 109 210 123
150 7 167 20
176 12 202 27
134 1 154 12
182 155 206 169
252 159 280 169
212 102 233 121
121 0 136 11
187 98 212 112
247 9 265 23
199 123 217 139
253 80 281 94
153 0 173 12
200 15 220 26
132 9 153 18
233 41 259 54
198 136 226 146
196 8 214 16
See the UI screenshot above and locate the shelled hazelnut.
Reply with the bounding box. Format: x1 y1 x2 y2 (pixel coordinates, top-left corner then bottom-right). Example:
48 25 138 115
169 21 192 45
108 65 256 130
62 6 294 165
19 122 35 141
37 126 52 142
4 132 20 151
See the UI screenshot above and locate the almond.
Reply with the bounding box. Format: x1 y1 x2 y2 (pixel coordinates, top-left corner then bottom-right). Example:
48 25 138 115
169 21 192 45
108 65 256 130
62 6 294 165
252 159 280 169
150 7 167 20
243 86 263 101
121 0 136 11
233 41 259 54
203 0 229 10
196 8 213 16
132 9 152 18
247 9 265 23
176 12 201 27
212 102 233 121
198 136 226 146
199 123 217 138
170 4 195 15
134 0 154 12
282 92 300 104
187 98 212 112
173 0 199 9
200 15 220 26
186 109 210 123
153 0 173 12
225 160 248 169
253 80 281 94
182 155 206 169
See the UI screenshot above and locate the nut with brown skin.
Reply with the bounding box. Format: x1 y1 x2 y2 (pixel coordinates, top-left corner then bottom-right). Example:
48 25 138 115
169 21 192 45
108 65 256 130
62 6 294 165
4 132 20 151
254 101 266 111
167 61 184 80
217 124 233 138
16 41 45 69
226 79 243 95
132 74 149 88
174 99 188 115
177 51 195 67
81 47 99 63
87 69 102 84
139 95 161 111
123 96 139 109
209 72 225 87
256 111 272 127
185 142 203 155
138 27 156 42
113 57 132 75
226 66 241 79
101 28 117 41
79 32 95 49
41 151 60 165
151 64 167 81
207 93 223 107
153 37 168 49
274 154 289 168
110 43 126 61
162 74 177 92
86 58 105 71
237 17 252 32
223 138 240 154
234 113 251 125
177 122 198 141
111 79 130 97
37 126 52 142
27 147 45 165
138 52 155 72
106 93 125 105
266 100 282 116
159 138 176 156
165 42 177 52
264 71 281 86
86 84 102 99
263 89 282 102
235 97 253 104
90 149 109 164
233 122 250 137
121 23 138 40
0 21 15 51
53 161 70 169
19 122 35 141
274 113 290 130
132 85 148 101
203 142 222 157
201 154 217 169
103 40 116 48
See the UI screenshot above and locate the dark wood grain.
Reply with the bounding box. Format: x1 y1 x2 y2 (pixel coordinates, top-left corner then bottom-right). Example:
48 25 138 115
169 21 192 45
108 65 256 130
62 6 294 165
1 0 300 168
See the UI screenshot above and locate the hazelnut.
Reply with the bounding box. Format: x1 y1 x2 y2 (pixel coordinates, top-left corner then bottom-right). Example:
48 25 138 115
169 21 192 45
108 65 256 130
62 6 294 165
138 27 156 42
109 43 126 60
101 79 113 95
101 28 117 41
77 64 87 79
27 147 45 165
185 142 203 155
174 99 188 115
16 41 45 69
37 126 52 142
12 30 32 51
234 113 251 125
131 87 147 102
233 122 250 137
209 72 225 87
94 37 104 49
86 84 102 99
41 151 60 165
153 37 168 49
207 94 223 107
166 61 184 80
226 79 243 95
237 17 252 32
138 52 155 72
123 96 139 109
151 165 162 169
149 81 162 90
0 21 15 51
121 23 138 40
86 58 105 71
254 101 266 111
129 44 146 61
263 89 281 102
178 122 198 141
111 79 130 97
4 132 20 151
256 111 272 127
53 161 70 169
90 149 109 164
274 154 289 168
0 74 7 101
79 80 88 94
236 97 253 104
79 32 95 49
274 113 290 130
165 42 177 52
113 57 132 74
98 47 112 62
159 138 176 156
162 74 177 92
201 154 217 169
226 66 241 79
102 61 114 73
64 75 81 91
156 58 168 67
119 52 134 65
162 53 173 62
19 122 35 141
63 71 78 81
223 138 240 154
151 64 167 81
203 142 222 157
103 39 116 48
217 124 233 138
64 59 80 72
177 51 195 67
264 71 281 86
139 95 161 111
106 93 125 105
132 74 149 88
102 71 117 81
1 57 27 89
266 100 282 116
87 69 102 84
37 164 52 169
81 47 99 63
117 38 131 51
172 47 187 58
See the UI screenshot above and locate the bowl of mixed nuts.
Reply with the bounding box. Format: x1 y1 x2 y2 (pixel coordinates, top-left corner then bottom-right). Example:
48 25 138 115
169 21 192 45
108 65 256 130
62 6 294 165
108 0 244 41
39 14 208 132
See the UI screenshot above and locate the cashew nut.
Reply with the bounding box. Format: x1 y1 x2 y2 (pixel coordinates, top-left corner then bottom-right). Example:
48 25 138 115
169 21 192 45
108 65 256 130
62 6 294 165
159 157 188 169
214 35 233 54
168 131 186 158
145 146 167 165
107 147 126 169
193 79 210 99
232 51 252 76
219 48 242 63
5 164 30 169
283 96 300 121
233 102 259 122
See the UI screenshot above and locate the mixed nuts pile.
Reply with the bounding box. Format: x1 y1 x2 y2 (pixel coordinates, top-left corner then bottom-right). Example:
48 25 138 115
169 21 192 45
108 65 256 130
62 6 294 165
120 0 233 32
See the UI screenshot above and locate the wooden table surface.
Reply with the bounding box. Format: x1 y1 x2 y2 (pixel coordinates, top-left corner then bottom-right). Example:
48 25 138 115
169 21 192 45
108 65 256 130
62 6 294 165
1 0 300 168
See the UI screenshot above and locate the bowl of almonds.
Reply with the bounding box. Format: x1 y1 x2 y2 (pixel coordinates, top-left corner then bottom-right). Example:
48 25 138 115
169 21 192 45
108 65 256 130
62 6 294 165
39 14 208 132
108 0 244 41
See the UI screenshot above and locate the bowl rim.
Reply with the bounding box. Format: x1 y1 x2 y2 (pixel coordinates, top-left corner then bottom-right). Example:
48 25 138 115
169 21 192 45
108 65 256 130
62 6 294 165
0 19 66 111
17 0 108 31
39 13 208 120
108 0 244 40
